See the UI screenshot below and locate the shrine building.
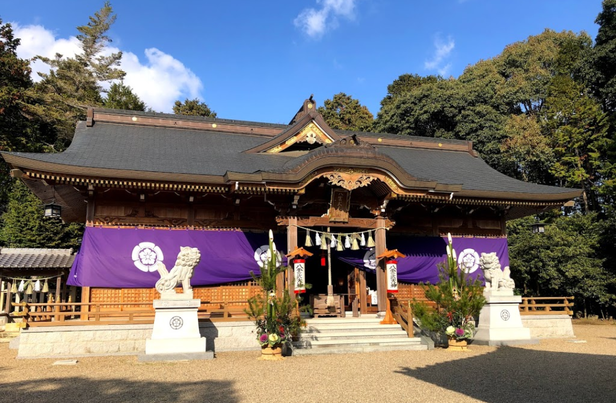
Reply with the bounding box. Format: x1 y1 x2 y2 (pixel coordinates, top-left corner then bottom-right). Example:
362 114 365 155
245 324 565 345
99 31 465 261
0 97 580 317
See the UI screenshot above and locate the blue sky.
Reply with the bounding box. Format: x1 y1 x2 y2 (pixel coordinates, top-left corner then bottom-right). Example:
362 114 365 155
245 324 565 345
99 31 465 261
1 0 605 124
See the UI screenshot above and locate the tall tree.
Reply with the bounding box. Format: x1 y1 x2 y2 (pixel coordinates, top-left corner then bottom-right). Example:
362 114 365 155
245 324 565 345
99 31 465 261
0 20 58 215
317 93 374 132
589 0 616 113
33 1 125 143
0 181 83 249
379 74 441 110
173 98 217 117
104 82 146 111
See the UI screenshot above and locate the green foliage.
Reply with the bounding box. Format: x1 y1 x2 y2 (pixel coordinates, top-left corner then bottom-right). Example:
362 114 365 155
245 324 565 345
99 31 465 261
507 214 615 317
317 92 374 132
245 231 303 347
412 236 486 340
0 180 83 249
33 2 125 142
173 98 217 117
104 82 146 111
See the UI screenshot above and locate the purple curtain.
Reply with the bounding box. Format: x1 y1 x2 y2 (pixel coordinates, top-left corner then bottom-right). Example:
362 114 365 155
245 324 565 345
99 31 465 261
68 227 286 287
338 235 509 284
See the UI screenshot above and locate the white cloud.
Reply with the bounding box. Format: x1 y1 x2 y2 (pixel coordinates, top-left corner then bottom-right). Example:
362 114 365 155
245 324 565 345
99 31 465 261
294 0 357 38
12 23 203 113
424 34 455 77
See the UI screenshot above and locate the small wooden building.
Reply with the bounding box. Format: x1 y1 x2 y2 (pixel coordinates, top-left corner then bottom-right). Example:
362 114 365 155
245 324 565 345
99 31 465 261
0 98 580 316
0 248 75 326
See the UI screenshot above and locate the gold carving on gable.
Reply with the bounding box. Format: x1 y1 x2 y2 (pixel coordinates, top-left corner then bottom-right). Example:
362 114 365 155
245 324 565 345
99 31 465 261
266 121 332 153
321 168 376 191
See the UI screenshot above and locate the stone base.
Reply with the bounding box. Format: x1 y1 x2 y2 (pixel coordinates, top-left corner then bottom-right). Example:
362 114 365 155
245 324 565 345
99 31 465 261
138 351 213 362
474 292 536 346
146 337 206 355
145 298 207 355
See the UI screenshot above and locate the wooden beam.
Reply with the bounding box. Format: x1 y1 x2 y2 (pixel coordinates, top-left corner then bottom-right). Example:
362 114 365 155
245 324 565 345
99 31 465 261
276 216 395 229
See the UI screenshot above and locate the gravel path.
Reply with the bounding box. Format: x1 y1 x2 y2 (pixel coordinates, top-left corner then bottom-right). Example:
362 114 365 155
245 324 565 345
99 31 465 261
0 322 615 403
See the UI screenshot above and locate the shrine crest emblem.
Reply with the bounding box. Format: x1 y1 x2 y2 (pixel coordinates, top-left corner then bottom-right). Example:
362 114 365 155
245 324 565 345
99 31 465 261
132 242 164 272
457 248 480 273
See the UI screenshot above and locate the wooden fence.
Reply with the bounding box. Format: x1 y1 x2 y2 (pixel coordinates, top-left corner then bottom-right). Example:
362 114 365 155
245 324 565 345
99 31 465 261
519 297 574 315
15 299 251 327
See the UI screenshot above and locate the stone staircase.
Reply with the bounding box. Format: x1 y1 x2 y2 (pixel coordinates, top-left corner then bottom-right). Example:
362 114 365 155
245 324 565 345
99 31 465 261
291 316 429 355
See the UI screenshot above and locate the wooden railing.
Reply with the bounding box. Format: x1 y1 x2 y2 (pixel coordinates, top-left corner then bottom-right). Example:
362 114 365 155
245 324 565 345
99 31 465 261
390 297 414 337
519 297 574 316
18 300 252 327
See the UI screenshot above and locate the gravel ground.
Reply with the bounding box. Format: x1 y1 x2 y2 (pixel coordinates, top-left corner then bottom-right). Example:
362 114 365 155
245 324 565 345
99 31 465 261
0 322 615 403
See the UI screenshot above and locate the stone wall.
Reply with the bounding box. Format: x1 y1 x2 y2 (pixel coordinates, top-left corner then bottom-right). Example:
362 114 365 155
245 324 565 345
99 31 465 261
521 315 575 338
16 321 258 359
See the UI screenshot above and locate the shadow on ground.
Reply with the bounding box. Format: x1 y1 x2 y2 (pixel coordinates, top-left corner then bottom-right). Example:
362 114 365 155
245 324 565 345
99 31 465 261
396 347 616 403
0 375 237 403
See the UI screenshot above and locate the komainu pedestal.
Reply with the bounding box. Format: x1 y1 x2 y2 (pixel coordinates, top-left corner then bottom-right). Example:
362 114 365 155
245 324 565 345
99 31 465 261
473 253 535 346
145 298 208 355
473 291 535 346
142 247 212 360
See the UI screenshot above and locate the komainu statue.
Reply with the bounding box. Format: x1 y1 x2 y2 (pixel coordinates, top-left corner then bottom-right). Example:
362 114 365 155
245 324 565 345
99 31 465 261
479 252 515 291
155 246 201 298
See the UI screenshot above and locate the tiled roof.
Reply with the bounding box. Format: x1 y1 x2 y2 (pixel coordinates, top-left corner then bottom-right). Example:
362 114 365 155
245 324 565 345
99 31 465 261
0 248 75 269
0 108 580 201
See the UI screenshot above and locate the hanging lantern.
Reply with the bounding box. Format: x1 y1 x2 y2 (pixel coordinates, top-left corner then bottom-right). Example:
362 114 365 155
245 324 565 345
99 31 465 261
367 232 375 248
315 232 321 246
304 231 313 247
18 280 25 292
336 235 344 251
42 280 49 293
386 259 399 293
34 279 41 292
293 259 306 294
44 202 62 218
360 232 366 247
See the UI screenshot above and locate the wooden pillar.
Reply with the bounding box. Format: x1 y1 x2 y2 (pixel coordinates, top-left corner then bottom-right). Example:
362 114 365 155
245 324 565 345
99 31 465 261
286 217 298 302
0 279 5 313
55 275 62 303
358 269 367 314
80 286 90 320
375 217 387 312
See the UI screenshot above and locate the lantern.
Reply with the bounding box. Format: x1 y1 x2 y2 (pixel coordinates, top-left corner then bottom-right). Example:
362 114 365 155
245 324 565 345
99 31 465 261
293 259 306 294
386 259 399 293
285 247 313 295
44 203 62 218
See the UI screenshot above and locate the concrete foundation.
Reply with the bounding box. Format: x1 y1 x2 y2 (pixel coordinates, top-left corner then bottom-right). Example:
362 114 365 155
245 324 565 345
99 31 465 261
15 321 258 359
521 315 575 338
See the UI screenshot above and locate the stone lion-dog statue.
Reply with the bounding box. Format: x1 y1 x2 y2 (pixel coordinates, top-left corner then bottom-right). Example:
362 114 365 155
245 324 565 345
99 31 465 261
155 246 201 297
479 252 515 291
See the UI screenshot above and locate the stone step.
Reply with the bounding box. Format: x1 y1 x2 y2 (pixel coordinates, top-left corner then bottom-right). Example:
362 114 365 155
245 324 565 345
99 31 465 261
302 325 404 333
291 341 427 356
296 336 423 347
292 316 430 355
298 330 408 341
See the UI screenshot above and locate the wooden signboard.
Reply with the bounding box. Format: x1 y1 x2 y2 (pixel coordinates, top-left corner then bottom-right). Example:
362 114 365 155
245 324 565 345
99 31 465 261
329 188 350 223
